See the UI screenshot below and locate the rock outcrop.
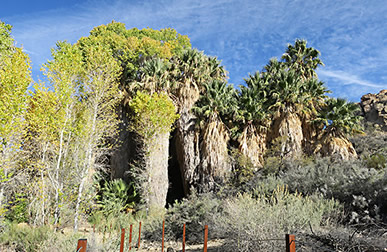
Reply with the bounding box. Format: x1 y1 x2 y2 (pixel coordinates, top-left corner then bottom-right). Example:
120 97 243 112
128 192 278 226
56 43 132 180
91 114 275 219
360 89 387 131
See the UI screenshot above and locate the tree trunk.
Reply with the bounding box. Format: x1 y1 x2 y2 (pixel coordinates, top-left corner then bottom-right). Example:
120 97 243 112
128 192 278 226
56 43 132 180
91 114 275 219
110 104 137 181
142 131 170 211
199 114 231 192
74 170 87 231
269 112 303 158
315 133 358 160
53 125 65 227
175 108 201 195
74 103 98 231
239 124 266 168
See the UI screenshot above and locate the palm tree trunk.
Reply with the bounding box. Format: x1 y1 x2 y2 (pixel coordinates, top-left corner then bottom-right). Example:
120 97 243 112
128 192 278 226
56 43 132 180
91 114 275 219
317 132 357 160
142 131 170 212
239 124 266 168
270 111 303 158
175 108 201 195
199 114 231 192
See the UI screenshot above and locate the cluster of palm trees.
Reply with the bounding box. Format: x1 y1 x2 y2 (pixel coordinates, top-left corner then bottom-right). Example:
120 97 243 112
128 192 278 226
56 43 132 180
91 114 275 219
91 24 362 207
124 38 363 209
189 39 362 173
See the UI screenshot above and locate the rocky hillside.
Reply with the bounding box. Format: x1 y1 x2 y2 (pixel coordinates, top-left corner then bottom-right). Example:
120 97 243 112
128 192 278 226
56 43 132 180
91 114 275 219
360 89 387 131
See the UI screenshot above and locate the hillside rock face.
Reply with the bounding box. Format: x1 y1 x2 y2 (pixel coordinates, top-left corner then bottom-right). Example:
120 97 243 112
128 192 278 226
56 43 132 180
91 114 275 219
360 89 387 131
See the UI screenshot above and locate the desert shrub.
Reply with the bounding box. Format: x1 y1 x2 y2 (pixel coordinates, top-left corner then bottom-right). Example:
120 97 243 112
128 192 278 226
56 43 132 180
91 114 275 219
159 192 222 243
0 222 123 252
228 148 256 187
0 223 51 252
138 206 166 242
88 177 139 235
254 156 387 225
214 186 341 252
364 153 387 170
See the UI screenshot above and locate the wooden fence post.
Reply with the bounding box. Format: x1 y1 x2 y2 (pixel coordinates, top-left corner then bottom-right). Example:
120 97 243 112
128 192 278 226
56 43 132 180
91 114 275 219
285 234 296 252
162 220 165 252
76 239 87 252
203 225 208 252
128 224 133 251
120 228 125 252
182 223 186 252
138 221 142 248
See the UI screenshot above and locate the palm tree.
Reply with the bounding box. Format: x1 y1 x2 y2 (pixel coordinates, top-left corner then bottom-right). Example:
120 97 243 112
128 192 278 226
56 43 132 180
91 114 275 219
300 78 330 153
261 40 329 158
192 80 237 191
281 39 328 153
314 98 363 159
281 39 324 81
264 67 307 157
130 57 172 94
237 71 270 168
169 49 227 194
121 57 177 210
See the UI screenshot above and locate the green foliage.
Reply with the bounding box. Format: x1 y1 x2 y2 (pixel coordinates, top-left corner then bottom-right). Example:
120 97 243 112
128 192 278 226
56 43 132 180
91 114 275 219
281 39 324 80
228 149 256 187
238 71 269 125
0 20 31 226
0 36 31 153
97 179 138 215
78 21 191 79
129 91 179 140
193 80 238 122
0 21 13 55
314 98 363 137
5 193 28 223
365 153 386 170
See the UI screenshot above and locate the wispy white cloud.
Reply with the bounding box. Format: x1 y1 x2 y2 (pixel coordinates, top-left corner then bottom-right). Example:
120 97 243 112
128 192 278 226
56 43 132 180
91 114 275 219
318 69 386 89
2 0 386 101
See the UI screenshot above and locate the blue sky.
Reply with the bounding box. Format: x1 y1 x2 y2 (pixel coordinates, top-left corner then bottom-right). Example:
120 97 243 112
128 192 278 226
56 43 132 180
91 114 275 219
1 0 386 102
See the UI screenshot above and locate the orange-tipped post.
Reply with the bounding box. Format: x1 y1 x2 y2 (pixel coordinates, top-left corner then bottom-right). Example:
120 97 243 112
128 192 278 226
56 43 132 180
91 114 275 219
76 239 87 252
137 222 142 248
286 234 296 252
203 225 208 252
120 228 125 252
182 223 186 252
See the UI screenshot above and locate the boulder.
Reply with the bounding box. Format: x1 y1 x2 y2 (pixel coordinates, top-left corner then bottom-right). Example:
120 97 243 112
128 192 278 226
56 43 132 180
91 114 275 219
360 89 387 131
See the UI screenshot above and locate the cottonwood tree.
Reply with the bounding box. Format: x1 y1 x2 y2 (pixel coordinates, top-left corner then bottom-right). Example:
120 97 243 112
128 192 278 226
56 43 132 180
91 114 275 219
42 41 83 226
25 83 63 225
72 44 122 231
0 21 31 220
